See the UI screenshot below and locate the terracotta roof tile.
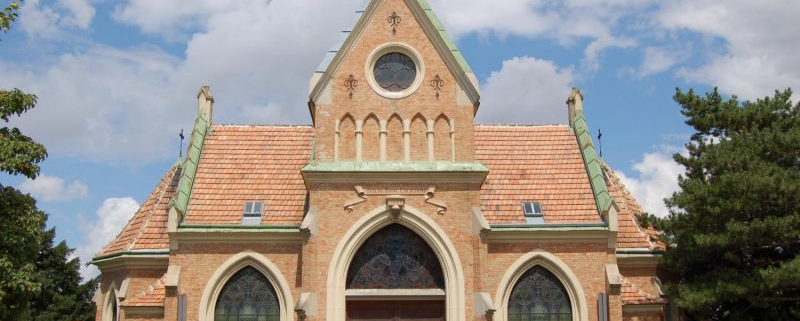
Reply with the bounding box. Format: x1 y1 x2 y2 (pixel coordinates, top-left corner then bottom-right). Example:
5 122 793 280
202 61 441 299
122 277 165 307
621 278 666 305
474 125 602 224
602 163 665 250
184 125 313 225
99 166 181 256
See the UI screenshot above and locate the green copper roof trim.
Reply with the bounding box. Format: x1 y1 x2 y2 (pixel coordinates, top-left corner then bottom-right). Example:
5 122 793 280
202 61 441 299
315 0 473 73
178 224 301 230
490 223 608 229
91 250 170 264
301 161 489 173
571 112 618 219
170 112 211 216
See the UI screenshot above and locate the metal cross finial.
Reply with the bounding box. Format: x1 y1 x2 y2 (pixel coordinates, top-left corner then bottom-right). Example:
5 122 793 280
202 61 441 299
388 11 401 33
178 129 185 158
597 129 603 158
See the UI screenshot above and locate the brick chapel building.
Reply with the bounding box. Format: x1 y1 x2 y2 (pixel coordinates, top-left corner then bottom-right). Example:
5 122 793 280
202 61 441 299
92 0 673 320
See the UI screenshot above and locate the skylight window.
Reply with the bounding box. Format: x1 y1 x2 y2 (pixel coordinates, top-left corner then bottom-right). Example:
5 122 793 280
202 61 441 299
244 201 263 217
242 201 264 225
522 202 544 224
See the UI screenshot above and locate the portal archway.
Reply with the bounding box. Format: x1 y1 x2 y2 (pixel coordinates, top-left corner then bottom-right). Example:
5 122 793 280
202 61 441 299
327 205 465 321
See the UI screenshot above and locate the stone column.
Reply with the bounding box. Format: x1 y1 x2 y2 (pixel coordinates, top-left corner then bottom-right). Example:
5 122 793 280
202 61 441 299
403 119 411 162
449 119 456 162
379 119 387 162
334 119 340 162
426 119 435 162
355 119 363 162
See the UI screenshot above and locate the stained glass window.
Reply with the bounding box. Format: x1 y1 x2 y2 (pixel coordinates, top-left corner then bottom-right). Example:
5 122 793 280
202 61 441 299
347 224 444 289
508 266 573 321
373 53 417 92
215 266 280 321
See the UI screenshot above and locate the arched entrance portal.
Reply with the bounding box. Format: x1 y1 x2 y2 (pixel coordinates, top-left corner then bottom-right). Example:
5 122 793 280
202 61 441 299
345 224 445 320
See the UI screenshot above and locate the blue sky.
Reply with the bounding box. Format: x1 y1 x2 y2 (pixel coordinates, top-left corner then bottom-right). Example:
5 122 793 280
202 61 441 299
0 0 798 279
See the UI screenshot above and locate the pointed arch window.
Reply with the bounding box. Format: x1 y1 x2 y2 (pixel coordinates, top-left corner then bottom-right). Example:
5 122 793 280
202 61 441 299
214 266 280 321
508 266 572 320
347 224 444 289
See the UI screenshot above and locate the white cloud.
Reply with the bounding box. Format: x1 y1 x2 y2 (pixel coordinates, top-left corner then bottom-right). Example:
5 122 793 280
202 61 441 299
18 173 89 202
636 46 680 78
657 0 800 100
478 56 574 124
20 0 95 38
75 197 140 279
428 0 653 71
617 146 685 218
3 0 363 164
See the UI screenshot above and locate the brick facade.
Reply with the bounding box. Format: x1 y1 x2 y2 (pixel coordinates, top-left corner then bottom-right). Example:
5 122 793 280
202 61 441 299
93 0 668 320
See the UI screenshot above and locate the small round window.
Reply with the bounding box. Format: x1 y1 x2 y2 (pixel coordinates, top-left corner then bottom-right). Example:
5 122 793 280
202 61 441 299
373 53 417 92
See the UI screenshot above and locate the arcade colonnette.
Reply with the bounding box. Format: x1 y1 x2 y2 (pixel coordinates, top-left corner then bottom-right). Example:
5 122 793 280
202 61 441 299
92 0 671 320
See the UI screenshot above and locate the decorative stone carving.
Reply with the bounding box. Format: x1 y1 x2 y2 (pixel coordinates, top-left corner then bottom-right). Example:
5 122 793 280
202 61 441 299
386 195 405 219
344 185 367 212
424 186 447 214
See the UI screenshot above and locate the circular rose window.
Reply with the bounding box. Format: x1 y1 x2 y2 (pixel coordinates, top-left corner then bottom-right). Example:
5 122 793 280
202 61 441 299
373 52 417 92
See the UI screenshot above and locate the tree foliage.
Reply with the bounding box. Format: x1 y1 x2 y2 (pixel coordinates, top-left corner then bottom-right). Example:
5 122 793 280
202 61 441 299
641 88 800 320
1 88 47 179
0 1 23 34
0 185 46 319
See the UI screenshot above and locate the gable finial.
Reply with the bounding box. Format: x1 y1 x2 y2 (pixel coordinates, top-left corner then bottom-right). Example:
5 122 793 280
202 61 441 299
178 129 185 159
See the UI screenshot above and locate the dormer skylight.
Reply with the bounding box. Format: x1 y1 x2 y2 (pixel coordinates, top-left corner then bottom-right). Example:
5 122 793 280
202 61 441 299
242 201 264 225
522 202 544 224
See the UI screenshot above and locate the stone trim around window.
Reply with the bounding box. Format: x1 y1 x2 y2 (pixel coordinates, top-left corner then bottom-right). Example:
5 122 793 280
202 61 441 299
494 250 590 321
364 42 426 100
326 204 466 321
199 251 295 321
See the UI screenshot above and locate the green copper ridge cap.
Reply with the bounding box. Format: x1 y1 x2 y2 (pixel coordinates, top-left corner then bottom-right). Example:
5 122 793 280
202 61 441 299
315 0 473 74
416 0 473 73
571 112 618 220
301 161 489 172
169 112 211 216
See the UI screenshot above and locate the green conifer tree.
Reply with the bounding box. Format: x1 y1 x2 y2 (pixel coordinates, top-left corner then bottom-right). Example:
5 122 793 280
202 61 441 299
641 88 800 320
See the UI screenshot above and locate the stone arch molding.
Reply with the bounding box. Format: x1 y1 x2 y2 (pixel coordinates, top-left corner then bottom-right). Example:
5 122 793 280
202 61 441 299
102 281 119 321
326 204 466 321
199 251 295 321
494 250 589 321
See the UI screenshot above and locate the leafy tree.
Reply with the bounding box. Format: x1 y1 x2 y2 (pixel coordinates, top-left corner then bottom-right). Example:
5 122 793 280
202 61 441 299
640 88 800 320
0 186 47 320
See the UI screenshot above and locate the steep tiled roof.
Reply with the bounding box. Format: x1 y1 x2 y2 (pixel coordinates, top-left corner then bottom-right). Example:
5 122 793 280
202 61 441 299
621 278 666 305
122 277 165 307
474 125 602 224
603 163 665 250
99 165 181 256
183 125 313 225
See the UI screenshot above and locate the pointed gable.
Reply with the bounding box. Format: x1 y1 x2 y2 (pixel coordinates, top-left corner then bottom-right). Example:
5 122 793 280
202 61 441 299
309 0 479 107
